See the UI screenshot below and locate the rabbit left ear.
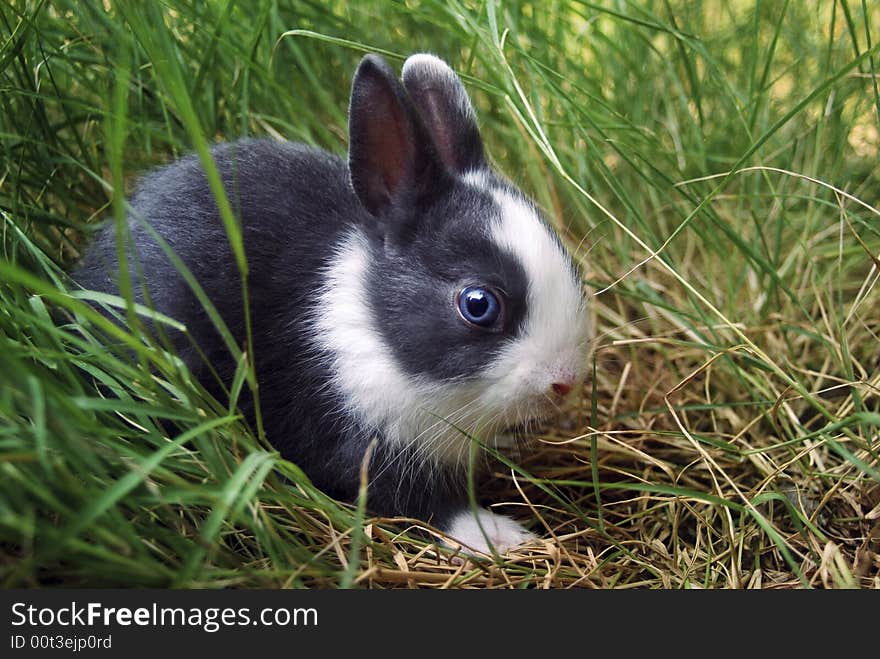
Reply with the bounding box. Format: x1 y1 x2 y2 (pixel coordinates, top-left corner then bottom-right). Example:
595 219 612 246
348 54 447 218
401 54 487 174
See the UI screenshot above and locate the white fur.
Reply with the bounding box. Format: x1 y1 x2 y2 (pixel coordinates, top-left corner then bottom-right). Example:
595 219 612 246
484 185 591 423
461 169 491 190
310 229 412 438
445 508 536 555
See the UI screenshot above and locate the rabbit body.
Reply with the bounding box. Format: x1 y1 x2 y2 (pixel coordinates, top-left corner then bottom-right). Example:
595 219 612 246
75 54 591 554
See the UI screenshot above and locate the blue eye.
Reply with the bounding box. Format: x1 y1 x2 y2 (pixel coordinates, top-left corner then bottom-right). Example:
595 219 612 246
456 285 502 328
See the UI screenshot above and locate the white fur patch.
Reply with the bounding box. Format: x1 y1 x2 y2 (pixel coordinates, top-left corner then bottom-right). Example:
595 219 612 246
483 185 591 424
310 230 411 434
445 508 536 555
461 169 491 191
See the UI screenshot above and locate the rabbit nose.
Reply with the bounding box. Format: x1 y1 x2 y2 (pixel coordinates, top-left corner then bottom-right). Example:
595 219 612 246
551 382 573 397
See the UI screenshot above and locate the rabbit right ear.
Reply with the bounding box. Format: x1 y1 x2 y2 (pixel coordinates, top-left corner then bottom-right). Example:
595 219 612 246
348 54 446 218
401 54 487 174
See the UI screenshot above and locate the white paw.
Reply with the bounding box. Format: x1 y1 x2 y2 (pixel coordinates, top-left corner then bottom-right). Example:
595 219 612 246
444 508 536 556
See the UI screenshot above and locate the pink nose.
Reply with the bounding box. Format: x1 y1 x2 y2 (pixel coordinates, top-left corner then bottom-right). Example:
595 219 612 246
552 382 573 396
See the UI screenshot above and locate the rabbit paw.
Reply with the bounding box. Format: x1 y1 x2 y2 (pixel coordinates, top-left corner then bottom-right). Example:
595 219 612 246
445 508 536 556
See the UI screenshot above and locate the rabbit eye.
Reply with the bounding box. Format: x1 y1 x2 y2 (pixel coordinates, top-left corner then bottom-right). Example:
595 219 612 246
456 286 503 329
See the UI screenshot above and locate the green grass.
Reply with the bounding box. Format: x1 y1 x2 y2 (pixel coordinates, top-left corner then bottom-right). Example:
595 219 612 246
2 0 879 588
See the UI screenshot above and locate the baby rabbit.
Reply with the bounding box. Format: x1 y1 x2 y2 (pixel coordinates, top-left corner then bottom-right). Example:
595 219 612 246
75 53 591 555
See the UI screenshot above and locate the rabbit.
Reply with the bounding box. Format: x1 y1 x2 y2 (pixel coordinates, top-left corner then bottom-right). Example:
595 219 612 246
74 53 591 555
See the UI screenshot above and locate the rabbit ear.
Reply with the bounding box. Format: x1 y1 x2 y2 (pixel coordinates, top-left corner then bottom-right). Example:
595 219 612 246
401 54 486 174
348 54 446 217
